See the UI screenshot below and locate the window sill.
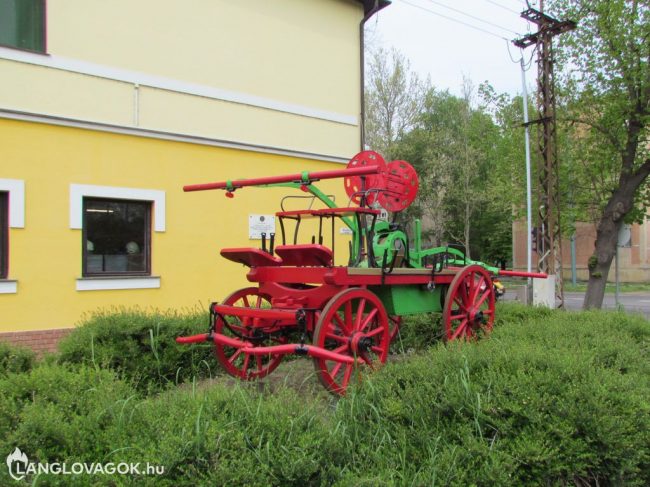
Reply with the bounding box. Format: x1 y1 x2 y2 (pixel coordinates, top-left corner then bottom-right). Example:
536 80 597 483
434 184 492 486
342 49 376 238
0 43 48 56
76 276 160 291
0 280 18 294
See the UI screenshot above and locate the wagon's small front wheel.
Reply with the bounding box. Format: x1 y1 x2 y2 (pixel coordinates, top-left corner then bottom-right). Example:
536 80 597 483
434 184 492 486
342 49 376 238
313 288 390 395
214 287 286 380
442 265 495 341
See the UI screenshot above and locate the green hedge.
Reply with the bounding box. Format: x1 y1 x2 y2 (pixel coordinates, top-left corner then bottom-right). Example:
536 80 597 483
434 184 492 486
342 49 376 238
337 305 650 485
0 341 35 376
57 308 215 393
1 304 648 485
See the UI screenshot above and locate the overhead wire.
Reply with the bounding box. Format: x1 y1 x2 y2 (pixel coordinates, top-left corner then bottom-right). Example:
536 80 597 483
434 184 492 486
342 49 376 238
398 0 511 41
420 0 522 35
482 0 521 15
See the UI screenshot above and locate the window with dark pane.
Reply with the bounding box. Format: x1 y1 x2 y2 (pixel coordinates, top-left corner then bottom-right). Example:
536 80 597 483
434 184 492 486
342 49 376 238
83 198 151 276
0 0 46 52
0 192 7 279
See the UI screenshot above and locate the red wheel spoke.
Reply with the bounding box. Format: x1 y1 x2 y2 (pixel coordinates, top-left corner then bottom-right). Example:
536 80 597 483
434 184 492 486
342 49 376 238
344 302 352 329
331 362 343 378
326 332 347 343
360 307 378 331
333 313 350 334
241 353 251 375
451 319 468 340
471 276 485 303
370 346 383 354
365 326 385 338
255 295 262 308
450 313 466 321
454 296 467 311
354 298 366 330
228 348 243 364
359 353 374 366
242 295 250 308
476 288 491 308
482 309 494 315
332 344 348 354
341 364 353 388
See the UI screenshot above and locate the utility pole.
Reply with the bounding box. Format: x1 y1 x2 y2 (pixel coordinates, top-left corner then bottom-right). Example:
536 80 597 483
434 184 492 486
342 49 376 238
513 1 575 308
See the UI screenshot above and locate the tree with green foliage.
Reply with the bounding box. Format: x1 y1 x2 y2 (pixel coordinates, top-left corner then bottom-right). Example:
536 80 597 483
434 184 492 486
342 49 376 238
392 83 512 262
364 47 429 158
549 0 650 309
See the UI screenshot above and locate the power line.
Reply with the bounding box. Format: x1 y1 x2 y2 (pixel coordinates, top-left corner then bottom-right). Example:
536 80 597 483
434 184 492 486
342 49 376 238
421 0 521 35
483 0 521 15
399 0 510 41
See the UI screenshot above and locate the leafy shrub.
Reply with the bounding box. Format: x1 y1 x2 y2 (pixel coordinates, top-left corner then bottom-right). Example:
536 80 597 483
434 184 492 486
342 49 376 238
0 363 137 485
337 305 650 485
0 341 35 376
1 304 648 486
0 365 340 486
391 312 443 353
57 308 214 393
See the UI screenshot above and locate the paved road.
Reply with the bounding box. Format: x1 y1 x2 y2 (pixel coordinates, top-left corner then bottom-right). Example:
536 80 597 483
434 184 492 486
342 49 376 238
504 290 650 318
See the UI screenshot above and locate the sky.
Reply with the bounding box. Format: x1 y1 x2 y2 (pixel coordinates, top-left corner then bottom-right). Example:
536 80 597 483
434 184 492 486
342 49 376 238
366 0 540 97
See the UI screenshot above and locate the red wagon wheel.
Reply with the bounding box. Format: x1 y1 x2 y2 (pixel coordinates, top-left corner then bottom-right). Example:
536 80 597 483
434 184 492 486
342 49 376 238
313 288 390 395
214 287 286 380
442 265 495 341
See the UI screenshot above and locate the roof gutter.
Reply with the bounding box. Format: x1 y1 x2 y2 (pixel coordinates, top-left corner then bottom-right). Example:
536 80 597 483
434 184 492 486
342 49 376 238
359 0 390 150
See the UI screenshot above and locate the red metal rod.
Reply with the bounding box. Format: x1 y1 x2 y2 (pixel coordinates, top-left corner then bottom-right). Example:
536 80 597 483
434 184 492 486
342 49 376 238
176 333 209 344
212 333 252 348
176 333 253 347
447 266 548 280
178 333 358 365
183 166 380 192
241 344 356 364
213 304 297 321
498 270 548 279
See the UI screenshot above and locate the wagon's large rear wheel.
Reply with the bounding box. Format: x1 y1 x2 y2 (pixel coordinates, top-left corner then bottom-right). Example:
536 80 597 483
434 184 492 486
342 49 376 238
442 265 495 341
313 288 390 395
214 287 286 380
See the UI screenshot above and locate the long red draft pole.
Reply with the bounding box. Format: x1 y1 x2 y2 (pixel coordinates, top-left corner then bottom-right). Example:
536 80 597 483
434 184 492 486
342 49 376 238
498 270 548 279
183 166 380 192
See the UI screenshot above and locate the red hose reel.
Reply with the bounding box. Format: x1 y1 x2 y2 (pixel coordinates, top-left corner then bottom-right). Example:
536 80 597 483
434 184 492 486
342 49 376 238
343 151 419 212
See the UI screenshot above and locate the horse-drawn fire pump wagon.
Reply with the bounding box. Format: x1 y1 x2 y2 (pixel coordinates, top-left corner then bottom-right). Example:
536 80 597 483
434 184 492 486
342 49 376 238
177 151 545 394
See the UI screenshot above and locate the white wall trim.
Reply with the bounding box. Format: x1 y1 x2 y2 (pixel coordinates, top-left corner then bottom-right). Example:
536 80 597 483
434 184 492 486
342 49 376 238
0 46 358 126
0 280 17 294
0 109 350 164
70 184 166 232
0 179 25 228
76 276 160 291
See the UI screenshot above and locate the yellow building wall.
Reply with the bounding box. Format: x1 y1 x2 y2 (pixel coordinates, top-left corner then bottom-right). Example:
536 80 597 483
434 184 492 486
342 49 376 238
0 0 362 158
0 119 353 332
48 0 361 114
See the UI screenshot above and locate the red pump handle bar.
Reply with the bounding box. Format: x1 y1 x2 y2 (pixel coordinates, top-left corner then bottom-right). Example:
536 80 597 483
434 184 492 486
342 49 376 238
183 166 380 192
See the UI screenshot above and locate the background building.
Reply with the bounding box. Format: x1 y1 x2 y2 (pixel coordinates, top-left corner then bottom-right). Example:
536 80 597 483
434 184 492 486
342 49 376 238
512 219 650 282
0 0 389 352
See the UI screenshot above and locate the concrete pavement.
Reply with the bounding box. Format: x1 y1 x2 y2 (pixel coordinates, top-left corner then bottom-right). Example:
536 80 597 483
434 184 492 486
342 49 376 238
503 289 650 318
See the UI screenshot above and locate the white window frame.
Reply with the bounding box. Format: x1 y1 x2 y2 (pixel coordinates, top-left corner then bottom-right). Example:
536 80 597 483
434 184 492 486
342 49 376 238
0 178 25 293
70 184 165 291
